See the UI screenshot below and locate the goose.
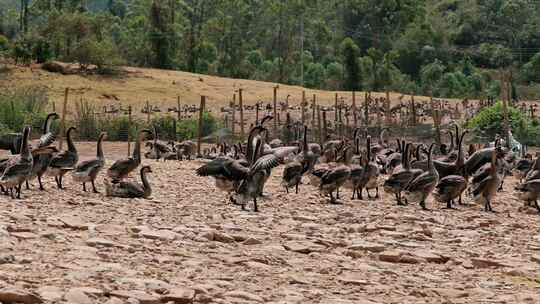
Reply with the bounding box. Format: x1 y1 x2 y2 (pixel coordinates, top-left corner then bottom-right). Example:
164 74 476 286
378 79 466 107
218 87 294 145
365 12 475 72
433 170 467 209
107 129 151 182
105 166 153 198
317 146 351 204
385 139 404 174
404 143 439 210
523 156 540 182
177 140 196 160
233 134 281 212
72 132 107 193
281 126 313 194
471 149 500 212
196 127 262 198
384 143 422 205
344 137 364 200
0 126 33 198
48 127 78 189
358 136 381 199
514 179 540 214
27 112 60 190
464 140 505 177
513 154 532 183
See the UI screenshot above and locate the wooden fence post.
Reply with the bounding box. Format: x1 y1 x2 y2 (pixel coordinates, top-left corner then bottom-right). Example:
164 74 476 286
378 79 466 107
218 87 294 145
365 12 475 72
364 92 369 126
58 88 69 150
239 88 245 139
301 91 306 125
255 102 260 125
197 96 206 157
352 91 357 130
312 94 316 131
385 91 391 125
231 93 236 137
127 105 132 157
177 96 181 121
322 110 328 142
317 105 322 145
334 93 338 122
146 100 151 124
273 86 278 136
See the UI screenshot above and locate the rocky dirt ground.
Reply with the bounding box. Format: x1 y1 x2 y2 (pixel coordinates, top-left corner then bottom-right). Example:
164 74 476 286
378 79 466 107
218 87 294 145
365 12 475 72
1 143 540 304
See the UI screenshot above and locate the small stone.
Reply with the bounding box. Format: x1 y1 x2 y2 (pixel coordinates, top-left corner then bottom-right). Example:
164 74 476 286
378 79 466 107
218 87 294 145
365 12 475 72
338 272 371 286
0 254 15 264
0 287 43 304
60 217 89 230
64 289 94 304
213 231 235 243
140 229 178 241
10 232 37 239
86 238 116 248
37 286 63 302
379 250 420 264
283 241 322 254
160 287 196 304
470 258 509 269
531 255 540 264
413 250 449 264
110 290 160 304
348 241 386 253
224 290 264 302
243 237 262 245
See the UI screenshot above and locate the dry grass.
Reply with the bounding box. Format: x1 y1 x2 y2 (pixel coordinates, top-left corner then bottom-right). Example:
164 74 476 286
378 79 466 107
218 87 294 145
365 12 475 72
5 64 467 114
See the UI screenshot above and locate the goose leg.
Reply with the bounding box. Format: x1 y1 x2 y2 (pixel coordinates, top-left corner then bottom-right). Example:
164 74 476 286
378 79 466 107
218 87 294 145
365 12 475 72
358 187 363 200
9 188 14 199
92 180 99 193
351 188 356 200
329 192 336 204
253 198 258 212
295 183 299 194
336 188 340 200
375 187 379 198
366 189 372 198
59 176 64 189
16 184 22 199
534 200 540 214
54 176 59 188
82 183 87 192
458 194 462 205
25 180 30 190
444 200 454 209
285 186 289 194
420 200 428 210
38 176 44 191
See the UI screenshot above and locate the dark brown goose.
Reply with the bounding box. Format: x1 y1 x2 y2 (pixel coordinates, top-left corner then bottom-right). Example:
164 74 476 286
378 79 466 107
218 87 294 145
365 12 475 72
233 135 281 212
317 146 351 204
433 170 467 209
27 112 60 190
404 143 439 210
344 137 364 200
107 129 151 182
281 126 313 194
515 179 540 213
72 132 107 193
105 166 153 198
48 127 78 189
358 136 380 199
0 126 33 198
383 143 422 205
471 149 500 212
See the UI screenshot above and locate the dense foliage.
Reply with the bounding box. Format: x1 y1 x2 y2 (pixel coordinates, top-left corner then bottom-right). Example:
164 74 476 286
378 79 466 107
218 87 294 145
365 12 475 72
1 0 539 98
466 101 540 146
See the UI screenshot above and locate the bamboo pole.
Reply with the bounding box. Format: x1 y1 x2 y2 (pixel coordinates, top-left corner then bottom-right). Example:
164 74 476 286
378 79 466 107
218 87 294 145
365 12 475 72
312 94 316 131
322 110 328 142
231 93 236 137
273 86 278 135
197 96 206 157
301 91 306 125
58 88 69 150
255 102 260 125
239 89 245 139
317 105 322 145
352 91 357 129
177 96 181 120
364 92 369 125
127 105 132 157
334 93 338 122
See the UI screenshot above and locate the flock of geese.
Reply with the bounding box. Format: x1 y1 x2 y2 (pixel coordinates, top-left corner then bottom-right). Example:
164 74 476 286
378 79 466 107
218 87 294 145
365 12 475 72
1 112 540 217
197 116 540 214
0 113 156 199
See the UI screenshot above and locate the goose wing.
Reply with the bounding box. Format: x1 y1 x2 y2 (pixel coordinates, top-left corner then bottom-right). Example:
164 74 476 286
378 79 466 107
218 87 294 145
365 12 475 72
75 158 103 173
109 158 135 173
38 132 56 148
321 166 350 185
250 154 280 174
283 161 303 181
406 172 438 192
471 175 495 197
50 151 78 168
516 159 531 171
116 181 146 198
196 158 249 180
1 161 32 179
269 146 299 159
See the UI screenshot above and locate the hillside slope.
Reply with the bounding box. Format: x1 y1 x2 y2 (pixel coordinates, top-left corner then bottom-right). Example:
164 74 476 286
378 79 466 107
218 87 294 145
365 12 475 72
2 64 462 113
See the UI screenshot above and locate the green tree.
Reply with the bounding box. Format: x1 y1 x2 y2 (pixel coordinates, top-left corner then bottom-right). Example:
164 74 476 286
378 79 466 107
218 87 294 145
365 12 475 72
340 37 361 91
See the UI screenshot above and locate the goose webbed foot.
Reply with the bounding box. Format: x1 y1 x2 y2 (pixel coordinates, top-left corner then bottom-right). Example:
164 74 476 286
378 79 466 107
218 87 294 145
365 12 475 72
285 186 289 194
443 200 455 210
16 184 22 199
458 195 462 205
336 189 340 200
358 188 363 200
351 189 356 200
92 181 99 193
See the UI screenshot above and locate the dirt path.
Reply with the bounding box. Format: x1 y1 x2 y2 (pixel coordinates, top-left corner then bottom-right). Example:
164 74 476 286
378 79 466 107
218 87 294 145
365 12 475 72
0 149 539 303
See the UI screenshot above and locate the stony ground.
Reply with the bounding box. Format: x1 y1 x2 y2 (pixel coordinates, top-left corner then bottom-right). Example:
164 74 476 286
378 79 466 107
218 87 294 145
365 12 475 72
1 144 540 304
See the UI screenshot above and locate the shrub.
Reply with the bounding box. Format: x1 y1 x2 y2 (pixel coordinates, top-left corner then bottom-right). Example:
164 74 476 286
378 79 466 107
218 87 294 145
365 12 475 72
0 35 8 52
0 86 49 134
